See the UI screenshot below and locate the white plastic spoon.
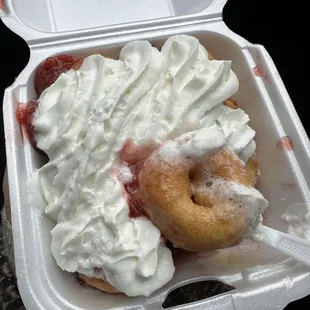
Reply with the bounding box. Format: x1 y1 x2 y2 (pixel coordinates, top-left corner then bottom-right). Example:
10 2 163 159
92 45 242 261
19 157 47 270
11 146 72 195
251 224 310 267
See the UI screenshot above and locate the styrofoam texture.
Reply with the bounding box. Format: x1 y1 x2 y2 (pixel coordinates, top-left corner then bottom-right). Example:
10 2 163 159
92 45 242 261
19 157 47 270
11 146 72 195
0 0 227 44
2 0 215 32
2 1 310 309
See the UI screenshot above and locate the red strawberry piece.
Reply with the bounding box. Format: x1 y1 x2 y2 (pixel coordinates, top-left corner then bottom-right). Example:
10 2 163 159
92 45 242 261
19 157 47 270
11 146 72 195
16 100 44 153
34 54 83 95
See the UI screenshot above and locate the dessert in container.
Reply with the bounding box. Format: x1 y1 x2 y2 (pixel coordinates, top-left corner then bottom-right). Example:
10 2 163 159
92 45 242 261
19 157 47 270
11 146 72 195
1 0 310 309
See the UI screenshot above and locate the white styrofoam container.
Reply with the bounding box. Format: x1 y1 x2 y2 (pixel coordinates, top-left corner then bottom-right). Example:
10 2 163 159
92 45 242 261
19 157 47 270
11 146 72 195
1 0 310 309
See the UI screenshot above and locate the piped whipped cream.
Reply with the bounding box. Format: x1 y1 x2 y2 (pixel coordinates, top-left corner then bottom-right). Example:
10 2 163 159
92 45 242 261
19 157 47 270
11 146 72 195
33 35 261 296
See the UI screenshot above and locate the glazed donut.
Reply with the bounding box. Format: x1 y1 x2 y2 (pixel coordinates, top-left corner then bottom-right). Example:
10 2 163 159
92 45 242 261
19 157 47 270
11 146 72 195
137 127 266 253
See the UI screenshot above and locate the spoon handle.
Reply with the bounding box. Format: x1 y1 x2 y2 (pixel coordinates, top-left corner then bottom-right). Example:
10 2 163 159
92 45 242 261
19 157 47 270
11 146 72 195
252 224 310 267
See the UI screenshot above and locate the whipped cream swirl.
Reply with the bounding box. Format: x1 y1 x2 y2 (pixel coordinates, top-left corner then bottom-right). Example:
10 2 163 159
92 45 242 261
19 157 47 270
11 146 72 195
33 35 260 296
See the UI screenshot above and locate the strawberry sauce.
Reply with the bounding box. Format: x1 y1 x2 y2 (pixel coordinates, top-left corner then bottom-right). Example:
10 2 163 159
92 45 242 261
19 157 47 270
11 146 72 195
122 162 148 218
118 139 160 218
16 100 42 153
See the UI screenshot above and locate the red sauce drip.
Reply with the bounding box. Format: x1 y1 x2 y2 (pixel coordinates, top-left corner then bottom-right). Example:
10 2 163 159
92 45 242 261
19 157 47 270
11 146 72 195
124 162 148 218
120 139 160 165
252 65 268 79
117 139 161 218
276 136 294 151
16 100 45 154
16 103 29 125
277 182 297 189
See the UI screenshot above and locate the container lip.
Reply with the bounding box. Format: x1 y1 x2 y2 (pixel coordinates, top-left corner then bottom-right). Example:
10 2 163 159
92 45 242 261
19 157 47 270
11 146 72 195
0 0 228 47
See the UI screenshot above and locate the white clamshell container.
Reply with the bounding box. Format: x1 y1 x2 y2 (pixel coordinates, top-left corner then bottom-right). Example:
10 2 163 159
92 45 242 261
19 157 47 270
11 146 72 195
1 0 310 309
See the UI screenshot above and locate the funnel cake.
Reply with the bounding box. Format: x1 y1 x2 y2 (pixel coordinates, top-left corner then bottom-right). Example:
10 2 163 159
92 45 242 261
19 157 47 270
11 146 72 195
26 35 268 296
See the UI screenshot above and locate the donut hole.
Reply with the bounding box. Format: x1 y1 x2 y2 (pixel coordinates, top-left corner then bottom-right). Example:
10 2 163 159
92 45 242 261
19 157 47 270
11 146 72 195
162 280 235 308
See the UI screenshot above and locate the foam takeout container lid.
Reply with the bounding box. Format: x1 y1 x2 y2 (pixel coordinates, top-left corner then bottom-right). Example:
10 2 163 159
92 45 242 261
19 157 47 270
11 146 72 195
2 1 310 310
0 0 228 44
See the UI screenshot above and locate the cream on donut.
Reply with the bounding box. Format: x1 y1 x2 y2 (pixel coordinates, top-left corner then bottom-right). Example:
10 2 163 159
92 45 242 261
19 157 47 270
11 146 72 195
29 34 268 297
138 126 268 252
